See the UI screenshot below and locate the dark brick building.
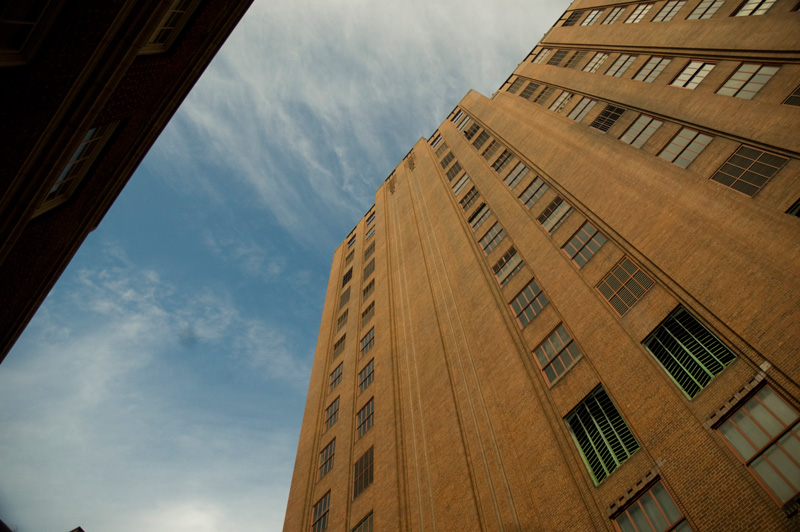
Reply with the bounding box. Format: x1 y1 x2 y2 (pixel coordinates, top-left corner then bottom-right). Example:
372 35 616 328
0 0 253 364
284 1 800 530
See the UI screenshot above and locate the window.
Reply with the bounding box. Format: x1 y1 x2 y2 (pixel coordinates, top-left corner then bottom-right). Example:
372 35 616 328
324 397 340 430
337 310 349 331
597 256 654 316
339 287 351 309
480 223 506 255
605 55 637 78
362 301 375 326
563 10 583 26
717 63 779 99
510 279 549 328
687 0 724 19
492 248 524 286
633 56 672 83
358 359 374 393
366 210 375 225
460 187 480 211
788 198 800 217
351 512 373 532
533 87 556 105
360 328 375 358
548 49 570 66
430 134 442 148
532 48 552 63
538 197 573 233
519 177 549 208
353 447 374 499
365 225 375 240
534 325 583 385
644 306 736 398
333 335 346 358
319 439 335 479
590 105 626 132
140 0 201 54
549 91 574 112
658 127 713 168
620 114 664 148
329 363 343 392
440 151 455 169
468 204 491 231
342 268 353 286
482 140 501 161
37 123 117 214
520 81 541 100
348 234 357 248
733 0 776 16
567 97 597 122
563 221 607 267
565 51 588 69
362 279 375 302
718 386 800 503
508 77 527 94
710 145 788 197
625 4 653 23
345 250 355 265
363 259 375 280
566 386 640 484
445 162 463 181
0 0 55 65
312 492 330 532
670 61 715 89
451 109 464 123
364 241 375 261
464 122 480 140
505 163 529 188
356 398 375 439
784 85 800 106
492 149 515 172
603 6 626 23
435 142 449 159
613 480 690 531
458 117 472 131
582 9 604 25
473 131 490 150
583 52 609 73
452 173 471 195
652 1 686 21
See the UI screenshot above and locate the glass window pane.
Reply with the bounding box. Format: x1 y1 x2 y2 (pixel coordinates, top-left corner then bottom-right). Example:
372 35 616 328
629 503 655 532
652 482 681 524
758 388 799 426
640 492 669 530
751 454 795 502
720 421 757 460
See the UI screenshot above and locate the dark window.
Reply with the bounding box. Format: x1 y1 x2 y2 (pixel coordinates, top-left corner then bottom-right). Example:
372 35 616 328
533 87 555 105
440 151 455 169
784 85 800 106
492 247 524 286
472 131 490 150
319 439 335 479
520 81 541 100
596 256 654 316
547 49 570 66
445 162 463 181
356 398 374 439
460 187 480 211
345 250 355 265
364 241 375 261
339 287 351 310
361 301 375 326
358 359 374 393
324 397 339 430
492 149 515 172
562 10 583 26
312 491 330 532
787 198 800 217
564 51 588 69
590 105 626 132
337 310 348 331
351 512 373 532
329 363 343 392
482 140 501 161
468 204 492 231
333 335 346 358
363 258 375 280
360 328 375 358
342 268 353 287
362 279 375 302
353 447 374 499
464 122 481 140
710 145 788 197
537 197 573 233
507 77 527 94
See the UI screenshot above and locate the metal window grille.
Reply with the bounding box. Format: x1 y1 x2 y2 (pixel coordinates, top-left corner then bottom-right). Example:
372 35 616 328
549 91 574 112
581 9 604 25
445 162 462 181
329 363 343 392
468 204 491 231
734 0 776 16
687 0 724 19
504 163 529 188
509 279 549 328
562 221 607 267
583 52 609 73
360 328 375 358
602 6 625 23
605 54 637 77
596 256 654 316
312 491 330 532
658 127 713 168
717 63 779 99
492 149 515 172
590 105 626 132
358 359 374 392
565 386 640 484
670 61 715 89
710 145 788 197
479 223 506 255
492 248 524 286
324 397 339 430
567 97 597 121
460 187 480 211
633 56 671 83
333 334 346 357
356 398 374 439
319 439 335 479
534 325 582 385
353 447 374 499
625 3 653 23
718 386 800 503
652 0 686 21
613 481 688 531
520 81 541 100
620 114 664 148
644 306 736 398
519 178 549 208
537 197 573 233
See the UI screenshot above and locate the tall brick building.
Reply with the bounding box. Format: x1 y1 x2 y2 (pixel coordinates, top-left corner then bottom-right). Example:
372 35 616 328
284 0 800 530
0 0 252 364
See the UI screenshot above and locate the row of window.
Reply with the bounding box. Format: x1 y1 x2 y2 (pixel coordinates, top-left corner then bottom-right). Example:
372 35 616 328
312 494 374 532
559 0 781 28
510 73 792 197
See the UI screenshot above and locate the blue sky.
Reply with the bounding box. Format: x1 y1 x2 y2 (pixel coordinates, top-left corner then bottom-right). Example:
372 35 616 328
0 1 565 530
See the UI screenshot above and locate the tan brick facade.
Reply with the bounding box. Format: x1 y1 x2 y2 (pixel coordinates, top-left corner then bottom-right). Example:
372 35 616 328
284 1 800 530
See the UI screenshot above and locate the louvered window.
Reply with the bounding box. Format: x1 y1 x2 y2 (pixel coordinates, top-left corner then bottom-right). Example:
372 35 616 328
590 105 626 132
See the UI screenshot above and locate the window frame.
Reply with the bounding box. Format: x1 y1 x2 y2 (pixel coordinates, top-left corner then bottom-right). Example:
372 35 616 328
710 145 788 197
562 221 607 267
492 247 524 286
312 491 331 532
479 223 506 255
652 0 687 22
620 114 664 148
687 0 725 19
353 447 374 499
611 479 690 532
533 324 583 386
360 328 375 358
324 397 340 430
658 127 714 168
509 279 549 328
670 61 716 89
538 196 573 234
356 398 375 440
633 56 672 83
716 63 780 99
319 439 336 480
567 97 597 122
733 0 777 16
519 177 549 208
624 3 654 23
358 359 375 393
596 256 655 316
